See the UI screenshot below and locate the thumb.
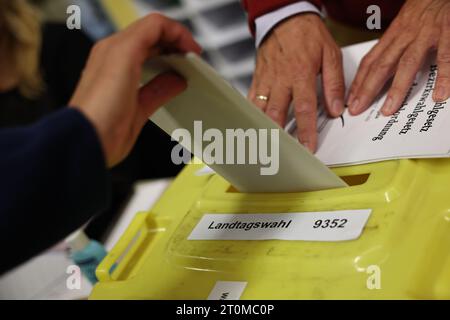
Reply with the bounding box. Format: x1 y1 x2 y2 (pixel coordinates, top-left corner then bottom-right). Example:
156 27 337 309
138 71 187 119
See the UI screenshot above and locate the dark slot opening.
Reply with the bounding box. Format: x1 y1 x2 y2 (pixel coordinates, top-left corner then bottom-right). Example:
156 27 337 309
226 173 370 193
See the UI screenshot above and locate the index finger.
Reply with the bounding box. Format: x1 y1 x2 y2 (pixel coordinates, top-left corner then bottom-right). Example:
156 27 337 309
322 46 345 117
124 13 202 63
434 6 450 102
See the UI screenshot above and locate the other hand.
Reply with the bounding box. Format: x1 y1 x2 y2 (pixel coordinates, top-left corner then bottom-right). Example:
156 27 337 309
248 13 345 152
348 0 450 116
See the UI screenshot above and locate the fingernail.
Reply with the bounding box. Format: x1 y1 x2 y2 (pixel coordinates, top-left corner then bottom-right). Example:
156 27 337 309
349 98 360 114
347 93 354 105
381 97 394 115
433 86 448 102
332 99 344 116
302 141 314 153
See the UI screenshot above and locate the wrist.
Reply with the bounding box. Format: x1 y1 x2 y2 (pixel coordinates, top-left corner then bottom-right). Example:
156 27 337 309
260 12 323 47
255 2 323 47
69 105 112 168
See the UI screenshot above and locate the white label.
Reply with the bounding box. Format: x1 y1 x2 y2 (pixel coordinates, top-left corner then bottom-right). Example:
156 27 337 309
207 281 247 300
188 210 372 241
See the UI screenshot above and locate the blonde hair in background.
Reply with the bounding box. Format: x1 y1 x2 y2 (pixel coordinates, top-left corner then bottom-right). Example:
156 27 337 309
0 0 43 98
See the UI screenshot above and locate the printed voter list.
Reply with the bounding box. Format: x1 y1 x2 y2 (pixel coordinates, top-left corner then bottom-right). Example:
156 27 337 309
299 40 450 167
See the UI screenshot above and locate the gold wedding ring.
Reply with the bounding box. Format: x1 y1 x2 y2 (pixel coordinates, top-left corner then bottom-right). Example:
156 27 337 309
256 95 269 102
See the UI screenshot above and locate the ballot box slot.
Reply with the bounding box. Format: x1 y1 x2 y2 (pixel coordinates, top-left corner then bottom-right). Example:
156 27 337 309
225 173 371 193
339 173 370 186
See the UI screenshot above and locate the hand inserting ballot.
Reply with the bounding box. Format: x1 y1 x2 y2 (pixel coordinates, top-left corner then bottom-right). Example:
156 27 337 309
69 13 202 167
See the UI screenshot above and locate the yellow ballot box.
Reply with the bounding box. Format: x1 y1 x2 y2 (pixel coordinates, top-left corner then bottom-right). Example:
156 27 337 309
90 159 450 299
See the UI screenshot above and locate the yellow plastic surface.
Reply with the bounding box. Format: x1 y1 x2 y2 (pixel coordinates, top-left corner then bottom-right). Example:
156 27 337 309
99 0 139 29
90 159 450 299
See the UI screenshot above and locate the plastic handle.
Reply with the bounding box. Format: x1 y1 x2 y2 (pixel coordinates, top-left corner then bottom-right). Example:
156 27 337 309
96 213 147 282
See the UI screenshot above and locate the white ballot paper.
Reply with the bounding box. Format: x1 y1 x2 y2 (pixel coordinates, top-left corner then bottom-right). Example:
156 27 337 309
146 54 346 193
301 40 450 166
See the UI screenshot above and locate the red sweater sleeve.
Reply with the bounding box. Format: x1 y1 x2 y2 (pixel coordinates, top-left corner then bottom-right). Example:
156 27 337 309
241 0 322 35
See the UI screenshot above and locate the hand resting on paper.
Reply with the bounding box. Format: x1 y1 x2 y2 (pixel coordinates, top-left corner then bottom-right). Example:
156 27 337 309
348 0 450 116
248 13 345 153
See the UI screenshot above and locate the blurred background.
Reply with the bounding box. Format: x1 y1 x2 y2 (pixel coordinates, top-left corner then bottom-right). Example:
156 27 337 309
33 0 255 94
0 0 256 300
